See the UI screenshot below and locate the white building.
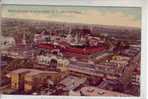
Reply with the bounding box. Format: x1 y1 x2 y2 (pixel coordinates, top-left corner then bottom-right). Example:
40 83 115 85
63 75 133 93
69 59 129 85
0 36 15 50
36 54 70 69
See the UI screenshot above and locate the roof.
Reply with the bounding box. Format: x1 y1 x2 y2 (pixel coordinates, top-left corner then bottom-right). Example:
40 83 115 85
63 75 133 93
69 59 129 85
80 86 132 96
6 68 29 78
8 68 29 74
37 42 105 55
6 68 58 77
60 75 86 90
25 70 43 76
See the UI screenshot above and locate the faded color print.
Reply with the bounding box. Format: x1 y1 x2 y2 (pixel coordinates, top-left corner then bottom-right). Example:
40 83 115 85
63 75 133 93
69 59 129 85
0 5 141 96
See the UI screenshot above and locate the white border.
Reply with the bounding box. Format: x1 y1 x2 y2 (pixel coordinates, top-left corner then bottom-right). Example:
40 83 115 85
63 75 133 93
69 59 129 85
0 0 147 99
1 0 143 7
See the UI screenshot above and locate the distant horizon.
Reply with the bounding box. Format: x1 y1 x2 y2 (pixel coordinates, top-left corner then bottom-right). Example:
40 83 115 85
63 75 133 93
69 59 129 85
2 17 141 29
1 17 141 41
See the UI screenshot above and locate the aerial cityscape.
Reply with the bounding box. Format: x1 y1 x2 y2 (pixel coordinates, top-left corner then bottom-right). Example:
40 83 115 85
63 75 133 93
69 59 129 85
0 5 141 96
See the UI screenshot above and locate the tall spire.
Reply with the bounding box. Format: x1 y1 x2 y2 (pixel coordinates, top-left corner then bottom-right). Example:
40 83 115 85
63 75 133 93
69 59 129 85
22 33 27 45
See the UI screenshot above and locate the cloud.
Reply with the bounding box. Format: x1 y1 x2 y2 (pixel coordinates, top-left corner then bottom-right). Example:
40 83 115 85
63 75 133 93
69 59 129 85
2 8 141 27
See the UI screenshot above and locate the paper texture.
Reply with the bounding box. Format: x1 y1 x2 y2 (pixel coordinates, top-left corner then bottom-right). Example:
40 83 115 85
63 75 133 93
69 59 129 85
0 2 144 99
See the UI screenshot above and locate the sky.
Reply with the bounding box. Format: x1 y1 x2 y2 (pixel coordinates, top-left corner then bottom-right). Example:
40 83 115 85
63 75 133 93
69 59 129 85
2 5 141 28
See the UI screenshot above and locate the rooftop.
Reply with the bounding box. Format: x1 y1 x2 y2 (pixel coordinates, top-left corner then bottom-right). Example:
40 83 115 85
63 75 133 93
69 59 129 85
80 86 132 96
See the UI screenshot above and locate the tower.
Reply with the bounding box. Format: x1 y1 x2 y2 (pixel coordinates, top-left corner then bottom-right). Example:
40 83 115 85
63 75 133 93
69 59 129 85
22 33 27 45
